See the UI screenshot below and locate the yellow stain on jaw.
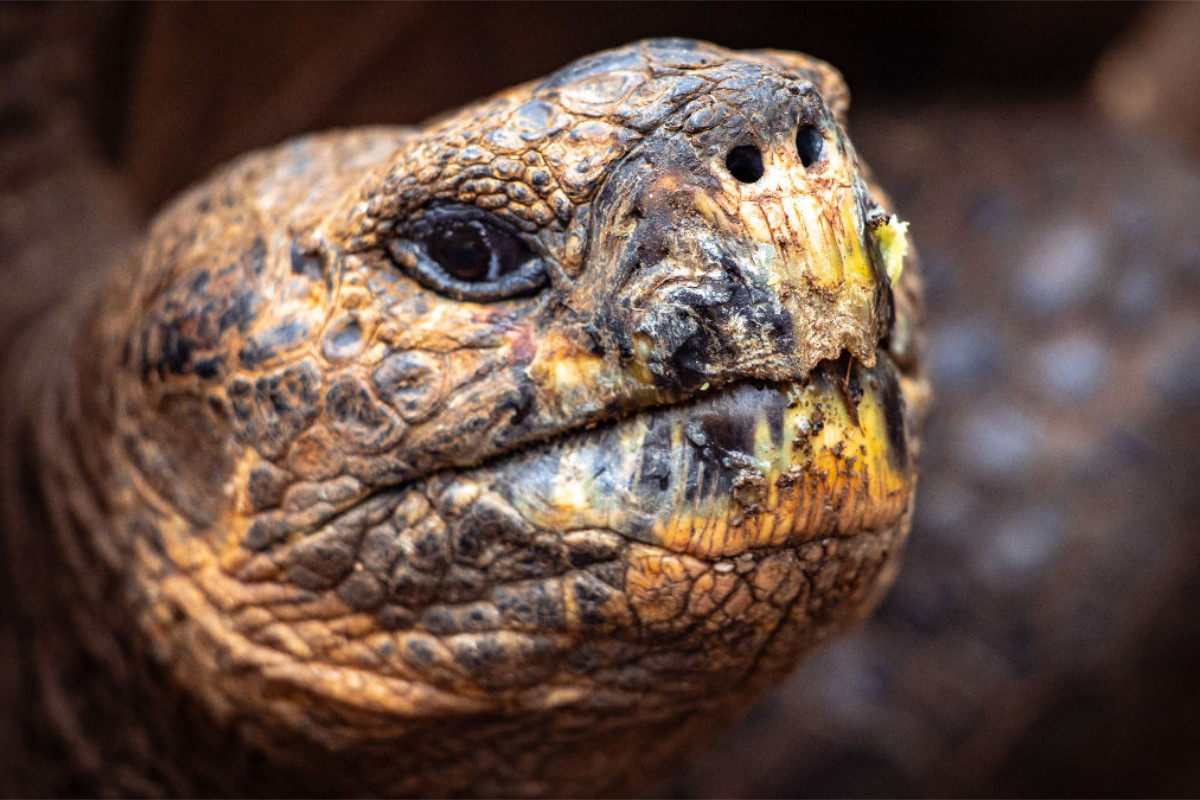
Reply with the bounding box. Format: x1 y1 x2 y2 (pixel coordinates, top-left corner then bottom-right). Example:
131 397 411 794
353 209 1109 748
507 361 907 558
646 363 910 559
527 326 673 418
837 201 877 286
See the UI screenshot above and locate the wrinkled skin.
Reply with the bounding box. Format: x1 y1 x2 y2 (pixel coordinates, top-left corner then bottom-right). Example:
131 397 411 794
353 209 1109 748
2 39 925 796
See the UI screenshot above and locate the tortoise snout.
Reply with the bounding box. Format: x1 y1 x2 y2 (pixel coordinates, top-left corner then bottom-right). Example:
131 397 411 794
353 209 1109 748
570 115 890 390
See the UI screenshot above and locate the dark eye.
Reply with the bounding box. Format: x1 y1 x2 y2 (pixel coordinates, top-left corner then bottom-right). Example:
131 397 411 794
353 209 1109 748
425 217 527 283
387 207 548 301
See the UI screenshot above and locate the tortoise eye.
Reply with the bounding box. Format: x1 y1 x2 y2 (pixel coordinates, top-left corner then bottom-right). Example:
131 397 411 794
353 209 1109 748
388 207 548 301
425 217 529 283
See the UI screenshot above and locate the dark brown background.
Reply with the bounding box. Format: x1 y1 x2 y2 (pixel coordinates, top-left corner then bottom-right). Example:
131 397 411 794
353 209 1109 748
75 3 1148 212
4 2 1200 797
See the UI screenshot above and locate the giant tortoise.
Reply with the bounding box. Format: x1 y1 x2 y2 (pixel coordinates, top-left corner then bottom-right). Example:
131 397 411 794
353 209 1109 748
0 37 926 796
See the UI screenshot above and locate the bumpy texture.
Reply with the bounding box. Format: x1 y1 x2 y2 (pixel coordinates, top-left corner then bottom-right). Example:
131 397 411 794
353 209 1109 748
1 37 924 796
674 101 1200 798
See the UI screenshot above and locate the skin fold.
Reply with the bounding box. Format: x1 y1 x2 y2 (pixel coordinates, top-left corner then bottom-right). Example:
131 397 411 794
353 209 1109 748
1 38 926 796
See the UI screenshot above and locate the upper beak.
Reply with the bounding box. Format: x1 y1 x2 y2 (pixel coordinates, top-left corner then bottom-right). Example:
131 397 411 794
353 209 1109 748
551 134 896 395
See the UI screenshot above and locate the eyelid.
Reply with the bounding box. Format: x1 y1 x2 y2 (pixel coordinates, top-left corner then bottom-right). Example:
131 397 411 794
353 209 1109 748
386 209 550 302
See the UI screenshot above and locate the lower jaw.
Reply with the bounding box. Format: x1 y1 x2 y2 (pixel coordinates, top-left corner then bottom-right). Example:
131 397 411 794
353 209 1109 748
475 350 913 560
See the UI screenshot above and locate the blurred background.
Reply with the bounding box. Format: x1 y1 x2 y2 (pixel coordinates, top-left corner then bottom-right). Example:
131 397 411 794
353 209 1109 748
3 2 1199 796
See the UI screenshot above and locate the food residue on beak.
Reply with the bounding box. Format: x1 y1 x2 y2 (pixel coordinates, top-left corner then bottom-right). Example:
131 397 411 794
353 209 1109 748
876 214 910 285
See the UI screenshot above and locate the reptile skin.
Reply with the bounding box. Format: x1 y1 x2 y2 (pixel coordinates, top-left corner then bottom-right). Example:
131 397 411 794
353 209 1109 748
0 39 925 796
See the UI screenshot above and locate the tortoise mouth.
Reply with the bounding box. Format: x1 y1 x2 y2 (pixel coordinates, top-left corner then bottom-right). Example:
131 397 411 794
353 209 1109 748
457 348 912 560
255 347 910 568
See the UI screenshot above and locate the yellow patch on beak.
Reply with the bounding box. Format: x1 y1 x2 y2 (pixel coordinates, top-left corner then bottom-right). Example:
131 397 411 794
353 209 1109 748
876 214 909 285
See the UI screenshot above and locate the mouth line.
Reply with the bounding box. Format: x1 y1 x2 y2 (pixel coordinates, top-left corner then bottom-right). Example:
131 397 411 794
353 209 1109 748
275 346 892 552
479 347 875 486
485 346 908 558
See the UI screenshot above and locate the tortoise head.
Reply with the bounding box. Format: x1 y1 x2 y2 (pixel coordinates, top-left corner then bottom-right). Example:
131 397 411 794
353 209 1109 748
90 38 923 796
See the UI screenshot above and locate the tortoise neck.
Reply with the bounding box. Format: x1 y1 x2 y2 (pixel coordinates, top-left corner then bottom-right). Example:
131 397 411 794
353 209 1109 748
0 297 331 797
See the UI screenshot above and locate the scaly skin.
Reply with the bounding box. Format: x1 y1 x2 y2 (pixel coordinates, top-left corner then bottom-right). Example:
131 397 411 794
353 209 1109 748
1 39 925 796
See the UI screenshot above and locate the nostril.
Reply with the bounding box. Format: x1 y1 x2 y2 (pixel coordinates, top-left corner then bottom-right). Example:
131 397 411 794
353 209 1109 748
725 145 764 183
796 124 825 168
